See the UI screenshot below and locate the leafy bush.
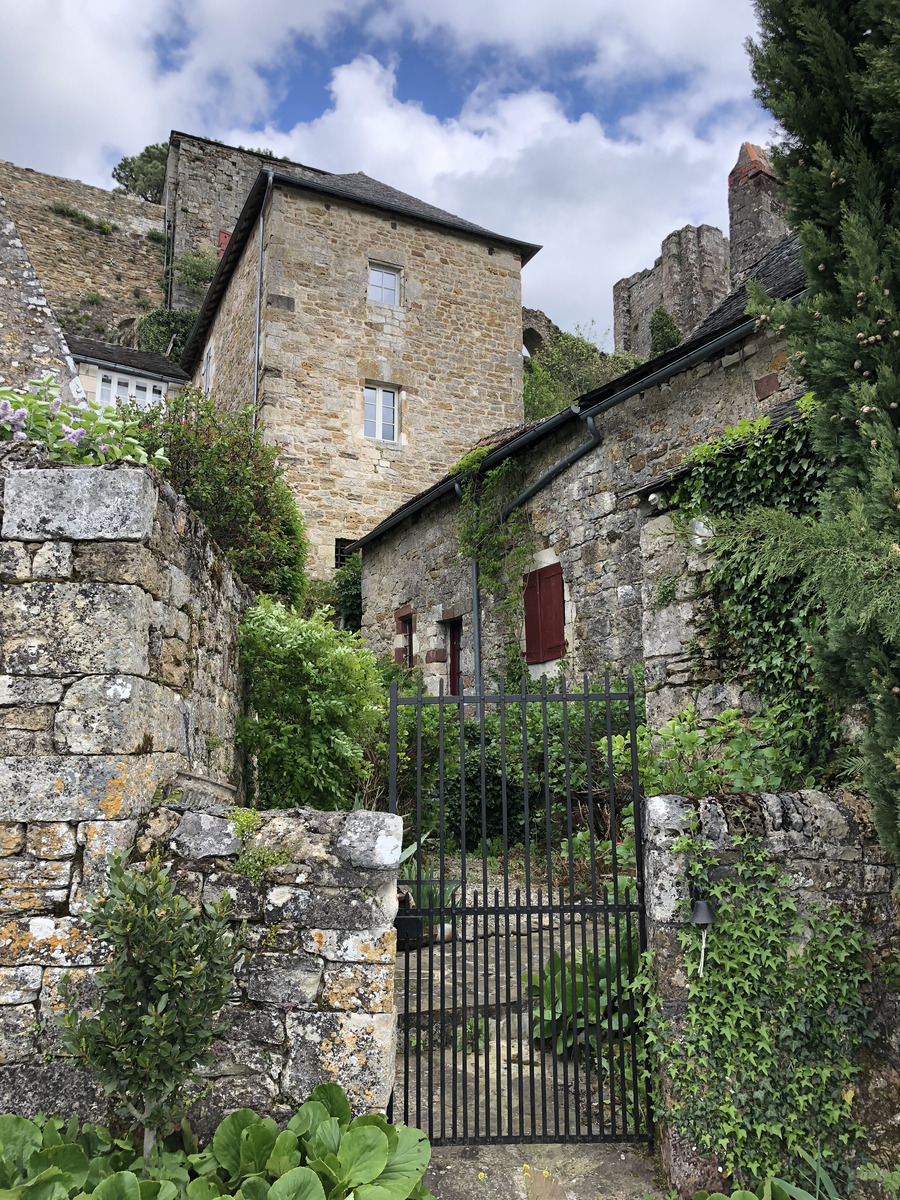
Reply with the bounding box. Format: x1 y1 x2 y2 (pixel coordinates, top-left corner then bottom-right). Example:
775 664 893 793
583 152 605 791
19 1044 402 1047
642 836 870 1182
60 855 241 1162
523 322 642 421
173 250 219 297
0 1085 433 1200
137 309 199 360
50 202 117 235
129 390 307 603
0 378 168 467
648 306 681 357
332 552 362 631
238 599 384 810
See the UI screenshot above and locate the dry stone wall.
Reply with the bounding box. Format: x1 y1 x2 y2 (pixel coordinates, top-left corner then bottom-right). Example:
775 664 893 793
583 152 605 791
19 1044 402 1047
643 788 900 1191
0 803 401 1137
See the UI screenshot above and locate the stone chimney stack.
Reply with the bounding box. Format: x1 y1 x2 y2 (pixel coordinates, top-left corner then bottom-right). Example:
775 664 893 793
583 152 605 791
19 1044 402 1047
728 142 789 287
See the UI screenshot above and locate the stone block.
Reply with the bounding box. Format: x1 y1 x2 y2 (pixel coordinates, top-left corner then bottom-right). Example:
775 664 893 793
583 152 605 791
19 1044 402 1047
266 881 397 930
641 601 694 659
55 675 187 755
335 811 402 871
645 849 688 923
170 811 238 859
202 872 263 920
0 858 72 914
25 822 76 860
1 468 157 542
0 1004 37 1063
282 1011 396 1110
186 1074 280 1145
224 1004 287 1046
0 966 42 1004
71 821 138 908
0 677 66 706
0 753 184 822
0 543 31 582
321 964 393 1012
301 927 397 964
0 705 53 731
239 951 323 1008
0 582 152 676
644 794 692 850
0 824 25 857
0 1060 107 1124
31 543 73 580
0 917 101 966
74 542 171 601
40 967 98 1025
159 638 191 687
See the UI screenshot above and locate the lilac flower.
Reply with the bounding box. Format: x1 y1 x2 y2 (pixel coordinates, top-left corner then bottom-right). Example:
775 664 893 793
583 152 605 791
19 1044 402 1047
61 425 86 445
49 397 61 415
97 441 108 453
13 431 26 442
0 399 11 421
11 408 27 430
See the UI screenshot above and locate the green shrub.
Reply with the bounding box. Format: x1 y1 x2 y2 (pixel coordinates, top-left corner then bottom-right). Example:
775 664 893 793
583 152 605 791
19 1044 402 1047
0 377 168 467
333 551 362 631
60 855 241 1163
137 309 199 359
0 1085 434 1200
238 599 384 809
648 306 681 357
50 202 118 235
129 390 307 603
173 250 219 296
112 142 168 204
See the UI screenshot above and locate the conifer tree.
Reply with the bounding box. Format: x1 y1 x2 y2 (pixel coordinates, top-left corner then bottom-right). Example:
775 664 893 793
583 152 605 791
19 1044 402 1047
649 306 681 357
737 1 900 856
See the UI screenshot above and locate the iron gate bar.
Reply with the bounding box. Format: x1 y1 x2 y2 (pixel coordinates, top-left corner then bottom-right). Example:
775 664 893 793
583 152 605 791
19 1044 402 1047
388 674 652 1147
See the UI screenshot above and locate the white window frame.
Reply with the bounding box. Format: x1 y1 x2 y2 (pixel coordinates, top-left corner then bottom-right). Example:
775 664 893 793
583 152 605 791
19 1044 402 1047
364 383 397 442
98 372 166 411
367 264 400 306
202 348 213 395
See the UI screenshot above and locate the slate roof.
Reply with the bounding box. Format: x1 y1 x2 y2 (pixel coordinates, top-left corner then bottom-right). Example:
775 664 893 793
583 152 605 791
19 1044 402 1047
689 233 804 342
67 335 189 381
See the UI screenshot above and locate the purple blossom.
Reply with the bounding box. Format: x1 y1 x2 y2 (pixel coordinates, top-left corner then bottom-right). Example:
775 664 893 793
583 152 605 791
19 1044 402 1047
61 425 86 445
97 441 108 453
49 397 61 415
0 399 11 421
11 408 26 430
13 431 26 442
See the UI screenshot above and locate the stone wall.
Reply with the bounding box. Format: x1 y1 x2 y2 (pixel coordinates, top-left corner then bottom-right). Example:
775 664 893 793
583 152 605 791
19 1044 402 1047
0 191 82 397
198 215 260 414
362 325 800 694
613 224 730 357
0 802 401 1136
0 161 165 343
198 183 525 578
0 452 247 808
643 789 900 1190
728 144 789 287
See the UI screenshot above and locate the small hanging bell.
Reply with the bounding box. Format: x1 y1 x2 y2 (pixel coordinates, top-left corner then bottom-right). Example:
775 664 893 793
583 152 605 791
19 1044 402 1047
690 898 716 927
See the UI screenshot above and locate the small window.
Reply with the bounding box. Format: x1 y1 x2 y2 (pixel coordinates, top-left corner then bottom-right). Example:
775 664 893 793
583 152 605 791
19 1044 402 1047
99 374 112 405
335 538 356 570
97 372 165 410
447 619 463 696
368 265 399 305
398 615 413 669
523 563 565 665
364 384 396 441
202 349 212 395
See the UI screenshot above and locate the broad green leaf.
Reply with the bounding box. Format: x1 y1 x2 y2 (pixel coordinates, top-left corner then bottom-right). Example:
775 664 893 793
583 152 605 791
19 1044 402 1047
288 1105 329 1143
29 1146 89 1189
267 1168 326 1200
312 1123 341 1163
186 1179 222 1200
138 1183 177 1200
239 1127 276 1179
349 1118 397 1160
0 1118 42 1172
212 1113 260 1181
307 1087 351 1127
265 1133 300 1180
235 1178 268 1200
336 1129 389 1188
91 1172 142 1200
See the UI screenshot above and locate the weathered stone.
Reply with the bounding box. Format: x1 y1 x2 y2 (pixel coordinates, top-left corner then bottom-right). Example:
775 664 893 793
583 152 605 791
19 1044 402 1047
0 753 184 822
0 705 53 731
336 811 402 871
0 858 72 914
0 823 25 857
0 1060 107 1124
1 468 157 543
40 967 97 1023
0 543 31 582
70 821 138 910
0 1004 38 1063
73 542 172 601
186 1074 280 1145
55 675 187 755
26 822 77 860
0 966 42 1004
645 849 688 924
202 872 262 920
282 1011 396 1110
301 927 397 964
0 676 66 706
30 543 73 580
265 881 397 929
643 795 692 851
223 1004 287 1046
0 582 152 676
0 917 101 966
134 807 181 855
170 811 238 859
321 964 393 1012
239 951 323 1008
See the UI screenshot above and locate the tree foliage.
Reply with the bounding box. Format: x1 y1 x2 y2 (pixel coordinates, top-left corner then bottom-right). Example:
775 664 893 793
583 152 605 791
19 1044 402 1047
137 308 198 359
523 323 642 421
237 600 384 810
60 855 240 1162
129 389 308 605
649 305 682 356
735 0 900 857
173 249 219 297
112 143 168 205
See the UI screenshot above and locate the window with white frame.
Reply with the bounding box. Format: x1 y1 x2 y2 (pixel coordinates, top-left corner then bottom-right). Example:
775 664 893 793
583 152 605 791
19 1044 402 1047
364 384 397 441
367 265 399 305
98 373 166 411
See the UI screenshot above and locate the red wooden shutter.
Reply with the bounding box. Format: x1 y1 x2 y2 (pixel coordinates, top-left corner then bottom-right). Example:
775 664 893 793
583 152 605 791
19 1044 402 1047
218 229 232 258
523 563 565 664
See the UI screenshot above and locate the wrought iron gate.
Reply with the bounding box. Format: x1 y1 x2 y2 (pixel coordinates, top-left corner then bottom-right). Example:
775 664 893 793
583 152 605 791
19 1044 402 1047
388 674 652 1146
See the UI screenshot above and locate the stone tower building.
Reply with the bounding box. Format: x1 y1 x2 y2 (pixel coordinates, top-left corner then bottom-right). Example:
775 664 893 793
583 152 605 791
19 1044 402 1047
613 142 790 357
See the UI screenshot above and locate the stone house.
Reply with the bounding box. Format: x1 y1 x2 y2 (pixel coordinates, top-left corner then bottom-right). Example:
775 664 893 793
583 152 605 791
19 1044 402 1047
357 228 804 726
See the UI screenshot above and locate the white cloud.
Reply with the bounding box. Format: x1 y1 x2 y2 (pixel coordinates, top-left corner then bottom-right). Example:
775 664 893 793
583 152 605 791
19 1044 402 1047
0 0 772 339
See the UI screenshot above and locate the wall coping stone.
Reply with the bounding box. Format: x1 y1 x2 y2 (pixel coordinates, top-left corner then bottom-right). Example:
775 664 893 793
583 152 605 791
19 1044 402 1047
2 467 157 543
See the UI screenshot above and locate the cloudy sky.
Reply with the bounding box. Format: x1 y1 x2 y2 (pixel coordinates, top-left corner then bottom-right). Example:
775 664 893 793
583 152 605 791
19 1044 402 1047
0 0 774 342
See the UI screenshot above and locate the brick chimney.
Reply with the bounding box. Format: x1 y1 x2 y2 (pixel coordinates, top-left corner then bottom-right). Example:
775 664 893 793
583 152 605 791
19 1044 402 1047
728 142 789 287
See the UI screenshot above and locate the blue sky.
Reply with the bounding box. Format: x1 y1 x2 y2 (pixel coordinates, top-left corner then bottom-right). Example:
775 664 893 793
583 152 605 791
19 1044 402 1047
0 0 773 340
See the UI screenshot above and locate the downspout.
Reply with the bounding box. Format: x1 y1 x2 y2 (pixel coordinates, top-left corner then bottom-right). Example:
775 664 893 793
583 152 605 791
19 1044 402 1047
454 481 483 692
501 410 602 518
252 170 275 432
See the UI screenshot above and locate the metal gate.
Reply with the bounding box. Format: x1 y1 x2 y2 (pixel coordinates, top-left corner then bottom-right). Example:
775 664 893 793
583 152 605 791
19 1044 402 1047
387 674 651 1146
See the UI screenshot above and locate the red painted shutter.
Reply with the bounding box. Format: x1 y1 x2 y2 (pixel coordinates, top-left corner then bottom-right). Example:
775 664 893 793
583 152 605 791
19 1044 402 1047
218 229 232 258
523 563 565 664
